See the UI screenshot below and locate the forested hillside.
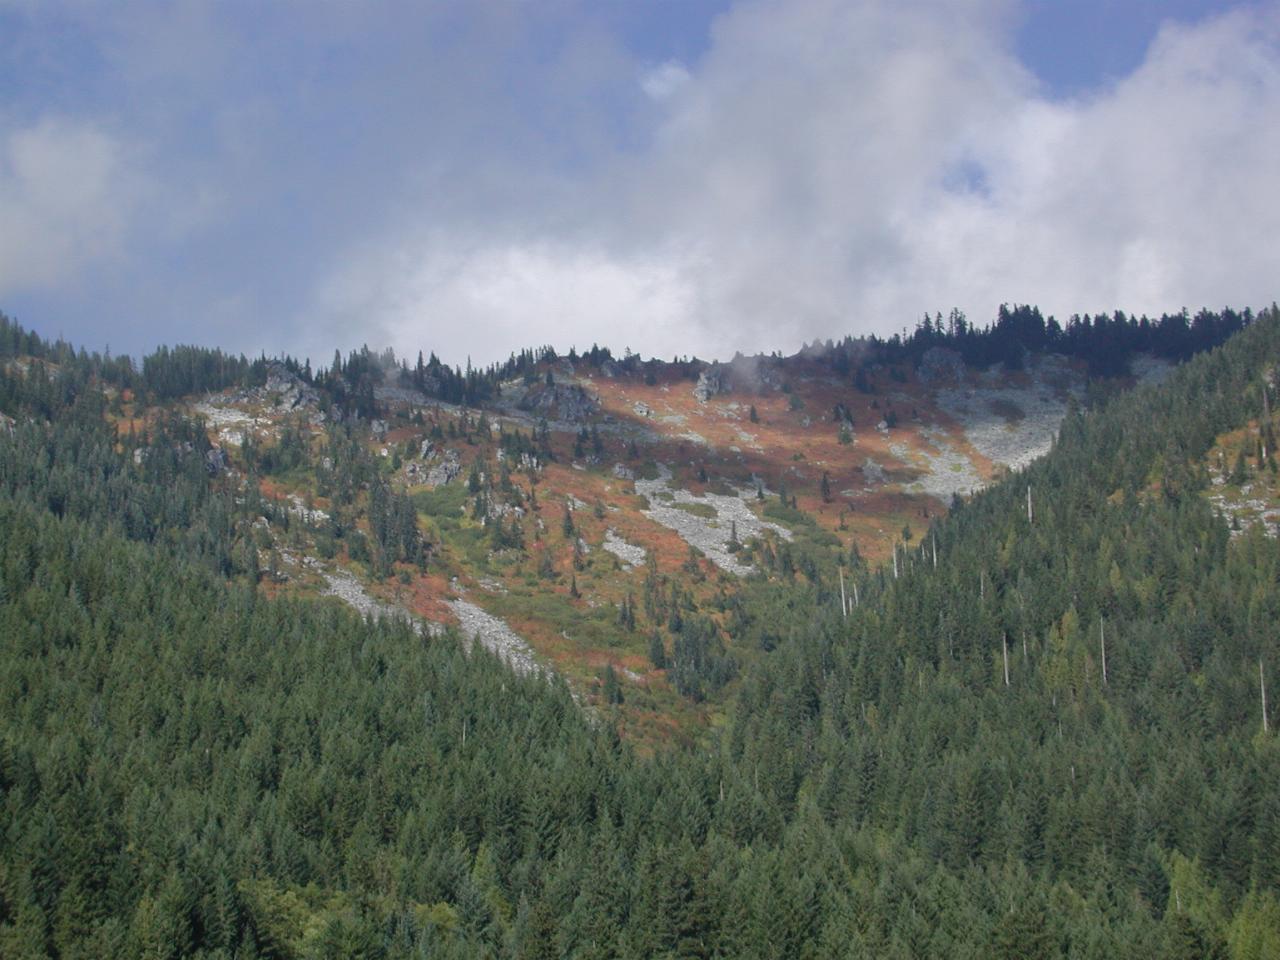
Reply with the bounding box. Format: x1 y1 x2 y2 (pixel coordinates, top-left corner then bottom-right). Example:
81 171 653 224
1 308 1279 958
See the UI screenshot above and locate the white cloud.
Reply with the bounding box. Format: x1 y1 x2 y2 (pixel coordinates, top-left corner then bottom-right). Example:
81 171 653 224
339 0 1278 366
0 118 143 291
320 235 706 363
11 1 1276 365
641 61 691 101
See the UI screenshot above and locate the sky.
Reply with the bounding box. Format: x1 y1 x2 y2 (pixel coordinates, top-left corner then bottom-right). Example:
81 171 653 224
1 0 1277 368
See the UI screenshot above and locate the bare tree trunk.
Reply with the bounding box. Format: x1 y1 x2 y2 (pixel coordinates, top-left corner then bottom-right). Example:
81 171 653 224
1027 485 1033 524
839 568 848 618
1265 379 1272 459
1002 632 1010 687
1262 659 1270 734
892 544 898 580
1100 616 1108 686
932 534 937 569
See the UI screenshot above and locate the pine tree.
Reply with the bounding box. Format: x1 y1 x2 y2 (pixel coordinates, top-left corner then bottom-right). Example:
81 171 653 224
603 666 623 705
648 630 667 670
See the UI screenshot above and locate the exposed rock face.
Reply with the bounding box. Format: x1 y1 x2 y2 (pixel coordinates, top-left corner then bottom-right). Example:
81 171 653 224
693 364 730 402
424 449 462 487
264 361 321 412
518 382 599 421
205 446 229 476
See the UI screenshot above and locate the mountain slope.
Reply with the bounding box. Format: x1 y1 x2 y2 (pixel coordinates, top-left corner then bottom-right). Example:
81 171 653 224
2 305 1279 956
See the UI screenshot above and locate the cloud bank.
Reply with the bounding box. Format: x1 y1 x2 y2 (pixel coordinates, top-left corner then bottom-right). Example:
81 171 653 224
0 119 143 291
330 0 1280 364
2 0 1278 364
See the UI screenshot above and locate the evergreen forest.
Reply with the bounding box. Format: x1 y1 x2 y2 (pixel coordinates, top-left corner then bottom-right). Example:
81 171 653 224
2 307 1279 958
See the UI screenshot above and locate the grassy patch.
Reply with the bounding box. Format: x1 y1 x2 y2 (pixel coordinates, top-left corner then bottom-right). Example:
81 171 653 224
673 501 717 519
486 590 631 651
415 483 470 518
763 501 818 530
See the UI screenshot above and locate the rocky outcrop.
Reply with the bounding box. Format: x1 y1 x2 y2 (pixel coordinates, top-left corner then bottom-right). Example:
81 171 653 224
424 449 462 487
693 364 730 402
264 361 321 413
205 446 229 476
496 449 542 474
518 382 599 422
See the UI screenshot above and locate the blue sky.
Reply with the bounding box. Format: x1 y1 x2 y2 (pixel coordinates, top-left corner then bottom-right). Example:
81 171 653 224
1 0 1275 366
